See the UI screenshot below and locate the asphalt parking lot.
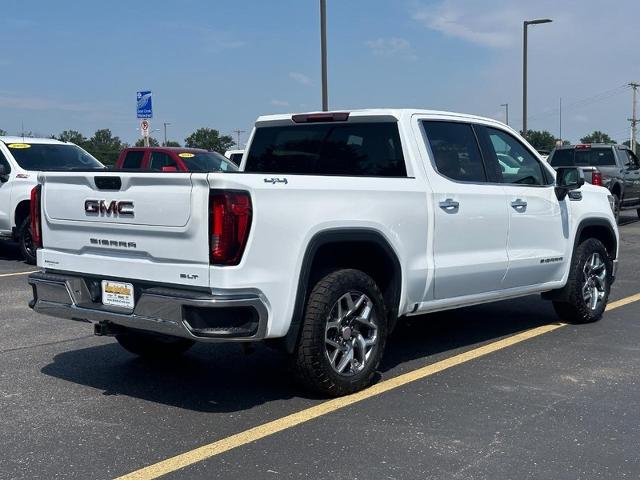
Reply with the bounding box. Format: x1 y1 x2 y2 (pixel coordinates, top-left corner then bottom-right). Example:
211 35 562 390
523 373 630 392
1 214 639 480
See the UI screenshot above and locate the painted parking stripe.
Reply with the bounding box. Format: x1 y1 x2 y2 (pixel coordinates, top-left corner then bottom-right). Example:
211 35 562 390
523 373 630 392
115 292 640 480
0 270 36 278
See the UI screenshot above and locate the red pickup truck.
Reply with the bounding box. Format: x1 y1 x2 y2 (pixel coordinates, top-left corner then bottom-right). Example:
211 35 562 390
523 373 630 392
115 147 237 172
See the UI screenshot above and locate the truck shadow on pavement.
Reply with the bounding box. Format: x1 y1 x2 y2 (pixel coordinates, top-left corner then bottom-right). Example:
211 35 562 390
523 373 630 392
40 295 559 413
0 240 25 263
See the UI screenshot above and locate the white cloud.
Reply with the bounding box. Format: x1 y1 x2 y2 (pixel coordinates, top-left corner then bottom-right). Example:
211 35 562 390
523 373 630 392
412 1 521 48
365 37 416 60
270 99 290 107
289 72 312 86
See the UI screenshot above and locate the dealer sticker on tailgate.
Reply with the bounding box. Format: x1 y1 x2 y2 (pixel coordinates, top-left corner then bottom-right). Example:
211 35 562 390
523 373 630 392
101 280 135 309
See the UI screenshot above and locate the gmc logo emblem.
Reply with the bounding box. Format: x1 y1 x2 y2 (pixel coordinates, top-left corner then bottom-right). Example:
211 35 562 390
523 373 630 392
85 200 134 217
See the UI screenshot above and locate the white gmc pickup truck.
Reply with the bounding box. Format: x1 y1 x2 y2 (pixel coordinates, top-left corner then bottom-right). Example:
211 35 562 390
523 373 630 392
28 109 619 396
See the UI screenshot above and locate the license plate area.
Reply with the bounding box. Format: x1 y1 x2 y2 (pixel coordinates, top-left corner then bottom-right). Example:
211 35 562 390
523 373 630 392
101 280 135 310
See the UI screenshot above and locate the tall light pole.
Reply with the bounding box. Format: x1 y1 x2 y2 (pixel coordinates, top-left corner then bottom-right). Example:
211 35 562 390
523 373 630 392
522 18 552 138
320 0 328 111
163 122 171 146
500 103 509 125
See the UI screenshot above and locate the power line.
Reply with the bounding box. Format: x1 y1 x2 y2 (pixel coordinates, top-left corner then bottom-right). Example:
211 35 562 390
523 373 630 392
522 84 630 123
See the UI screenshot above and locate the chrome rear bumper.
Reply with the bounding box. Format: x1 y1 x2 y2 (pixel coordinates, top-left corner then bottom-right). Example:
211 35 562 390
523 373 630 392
28 271 268 342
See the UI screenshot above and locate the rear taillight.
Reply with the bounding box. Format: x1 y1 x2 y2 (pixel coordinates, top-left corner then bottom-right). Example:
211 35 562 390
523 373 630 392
209 191 252 265
30 185 42 249
592 171 603 186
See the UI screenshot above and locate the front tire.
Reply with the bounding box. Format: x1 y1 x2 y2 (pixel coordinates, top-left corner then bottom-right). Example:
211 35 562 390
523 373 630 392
552 238 611 324
17 216 36 265
115 330 195 358
292 269 388 397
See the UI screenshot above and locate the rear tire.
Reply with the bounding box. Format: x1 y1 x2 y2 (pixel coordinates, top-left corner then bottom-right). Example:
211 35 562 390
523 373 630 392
552 238 611 324
115 330 194 358
611 194 620 223
292 269 388 397
17 216 36 265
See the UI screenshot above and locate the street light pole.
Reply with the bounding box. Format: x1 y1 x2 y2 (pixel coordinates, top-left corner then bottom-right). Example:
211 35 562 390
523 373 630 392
522 18 552 139
163 122 171 146
501 103 509 125
320 0 328 111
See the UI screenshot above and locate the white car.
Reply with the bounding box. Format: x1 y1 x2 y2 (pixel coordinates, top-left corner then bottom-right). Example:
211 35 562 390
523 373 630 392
28 109 618 395
0 137 103 263
224 149 244 166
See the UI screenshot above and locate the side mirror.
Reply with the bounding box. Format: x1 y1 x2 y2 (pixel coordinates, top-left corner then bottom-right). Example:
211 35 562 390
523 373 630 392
555 167 585 201
0 164 8 183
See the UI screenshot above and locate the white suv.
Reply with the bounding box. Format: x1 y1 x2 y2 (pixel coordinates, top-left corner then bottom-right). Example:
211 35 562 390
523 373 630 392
0 137 103 263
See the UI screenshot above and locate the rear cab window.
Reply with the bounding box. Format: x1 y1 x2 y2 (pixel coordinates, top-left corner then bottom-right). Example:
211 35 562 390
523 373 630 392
122 151 144 169
149 151 178 171
550 147 616 167
245 122 407 177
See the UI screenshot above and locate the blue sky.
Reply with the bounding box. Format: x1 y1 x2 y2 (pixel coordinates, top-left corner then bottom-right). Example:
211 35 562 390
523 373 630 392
1 0 639 146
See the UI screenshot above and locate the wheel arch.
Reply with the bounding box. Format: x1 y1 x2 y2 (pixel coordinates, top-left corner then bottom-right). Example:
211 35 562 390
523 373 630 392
278 228 403 354
575 218 617 261
13 199 30 235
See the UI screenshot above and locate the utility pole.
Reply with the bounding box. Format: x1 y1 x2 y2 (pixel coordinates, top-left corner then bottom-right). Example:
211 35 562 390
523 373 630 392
629 82 639 153
559 97 562 145
233 129 246 149
320 0 328 111
163 122 171 146
522 18 552 138
500 103 509 125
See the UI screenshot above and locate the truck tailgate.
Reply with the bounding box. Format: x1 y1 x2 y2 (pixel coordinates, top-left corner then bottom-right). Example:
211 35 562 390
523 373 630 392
38 172 211 288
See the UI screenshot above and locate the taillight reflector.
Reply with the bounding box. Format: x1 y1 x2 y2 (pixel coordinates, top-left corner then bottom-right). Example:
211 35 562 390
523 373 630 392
209 191 252 265
592 171 603 186
30 185 42 249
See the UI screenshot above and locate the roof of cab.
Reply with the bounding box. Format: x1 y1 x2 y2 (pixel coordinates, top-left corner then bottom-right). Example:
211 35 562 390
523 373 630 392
0 136 69 145
255 108 507 127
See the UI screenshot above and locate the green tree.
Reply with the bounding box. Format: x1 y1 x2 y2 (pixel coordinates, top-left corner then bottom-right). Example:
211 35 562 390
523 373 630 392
526 130 557 151
0 129 7 136
57 130 87 145
84 129 126 166
165 140 181 147
580 131 616 144
135 137 160 147
184 128 234 153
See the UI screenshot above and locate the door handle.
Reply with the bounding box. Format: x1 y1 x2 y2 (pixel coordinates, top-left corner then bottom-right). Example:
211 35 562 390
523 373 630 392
439 198 460 212
511 199 527 211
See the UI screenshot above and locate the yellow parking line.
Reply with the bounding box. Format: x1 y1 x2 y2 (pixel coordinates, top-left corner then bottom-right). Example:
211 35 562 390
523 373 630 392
0 270 36 278
115 292 640 480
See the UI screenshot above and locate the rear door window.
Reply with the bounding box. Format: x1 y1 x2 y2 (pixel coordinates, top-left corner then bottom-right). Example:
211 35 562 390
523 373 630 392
551 148 616 167
421 121 487 182
122 151 144 169
149 152 178 171
245 122 407 177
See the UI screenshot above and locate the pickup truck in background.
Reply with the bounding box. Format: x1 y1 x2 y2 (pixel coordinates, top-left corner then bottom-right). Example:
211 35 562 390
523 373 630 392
28 109 619 396
115 147 237 172
548 143 640 220
224 149 244 166
0 137 104 263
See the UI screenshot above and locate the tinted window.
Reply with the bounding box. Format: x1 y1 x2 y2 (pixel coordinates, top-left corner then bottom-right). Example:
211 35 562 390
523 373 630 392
628 150 640 168
149 152 177 171
245 122 406 177
0 151 11 174
550 147 616 167
229 153 243 165
421 121 486 182
122 151 144 169
7 143 103 171
483 127 548 185
179 152 237 172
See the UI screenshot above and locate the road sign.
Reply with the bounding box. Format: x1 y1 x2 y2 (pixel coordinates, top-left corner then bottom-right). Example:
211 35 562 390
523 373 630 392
136 91 152 118
140 119 150 138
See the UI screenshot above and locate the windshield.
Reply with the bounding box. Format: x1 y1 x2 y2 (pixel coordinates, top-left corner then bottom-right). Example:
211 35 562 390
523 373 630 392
6 143 104 171
179 152 238 172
